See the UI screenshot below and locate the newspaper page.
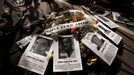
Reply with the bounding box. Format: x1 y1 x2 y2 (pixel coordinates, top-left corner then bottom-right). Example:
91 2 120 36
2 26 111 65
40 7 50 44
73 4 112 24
87 15 122 45
81 32 118 65
53 35 83 72
94 14 119 28
16 35 33 49
18 35 54 75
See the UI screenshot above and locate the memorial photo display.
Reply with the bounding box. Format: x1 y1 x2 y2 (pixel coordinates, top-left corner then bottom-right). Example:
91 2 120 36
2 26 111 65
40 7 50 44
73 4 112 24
30 36 53 57
59 36 75 59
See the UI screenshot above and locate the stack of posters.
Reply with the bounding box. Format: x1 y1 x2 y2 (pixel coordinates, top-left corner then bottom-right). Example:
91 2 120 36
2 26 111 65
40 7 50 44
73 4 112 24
17 9 123 75
87 15 122 45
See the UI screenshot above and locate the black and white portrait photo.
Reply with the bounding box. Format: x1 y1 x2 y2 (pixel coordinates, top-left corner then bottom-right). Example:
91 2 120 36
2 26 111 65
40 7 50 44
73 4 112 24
58 36 75 59
18 36 54 75
31 36 53 57
91 35 104 50
54 35 83 72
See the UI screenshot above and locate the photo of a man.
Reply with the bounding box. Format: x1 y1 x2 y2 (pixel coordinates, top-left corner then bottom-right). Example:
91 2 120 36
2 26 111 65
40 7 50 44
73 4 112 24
59 36 75 59
91 35 104 50
31 36 53 57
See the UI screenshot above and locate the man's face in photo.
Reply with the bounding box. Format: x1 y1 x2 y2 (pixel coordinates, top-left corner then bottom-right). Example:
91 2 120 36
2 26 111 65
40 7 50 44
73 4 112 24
62 38 70 51
34 38 48 50
32 37 52 56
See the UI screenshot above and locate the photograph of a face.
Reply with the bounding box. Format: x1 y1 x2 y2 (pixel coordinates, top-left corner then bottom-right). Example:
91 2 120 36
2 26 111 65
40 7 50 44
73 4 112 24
30 36 53 57
91 35 104 50
58 36 75 59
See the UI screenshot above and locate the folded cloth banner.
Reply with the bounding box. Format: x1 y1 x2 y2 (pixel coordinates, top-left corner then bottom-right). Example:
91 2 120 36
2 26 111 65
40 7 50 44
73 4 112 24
44 20 89 35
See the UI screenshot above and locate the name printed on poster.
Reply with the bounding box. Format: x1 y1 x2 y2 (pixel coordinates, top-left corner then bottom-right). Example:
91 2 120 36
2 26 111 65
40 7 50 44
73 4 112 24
44 20 89 35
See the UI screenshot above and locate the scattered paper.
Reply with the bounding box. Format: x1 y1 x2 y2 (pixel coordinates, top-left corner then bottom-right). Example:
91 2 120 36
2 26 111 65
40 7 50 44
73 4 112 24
97 23 122 45
16 35 33 49
18 35 54 75
53 35 83 72
112 12 134 26
87 15 122 45
81 32 118 65
95 14 119 28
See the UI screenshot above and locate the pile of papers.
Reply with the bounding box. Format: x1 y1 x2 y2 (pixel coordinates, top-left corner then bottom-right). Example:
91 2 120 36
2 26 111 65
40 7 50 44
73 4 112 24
17 9 122 75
